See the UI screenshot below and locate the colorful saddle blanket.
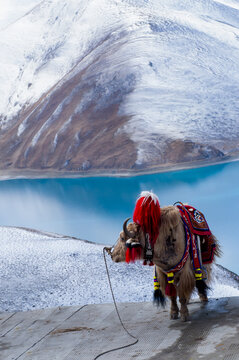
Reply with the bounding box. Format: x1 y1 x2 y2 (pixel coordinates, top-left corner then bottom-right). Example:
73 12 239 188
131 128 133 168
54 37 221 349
176 203 216 264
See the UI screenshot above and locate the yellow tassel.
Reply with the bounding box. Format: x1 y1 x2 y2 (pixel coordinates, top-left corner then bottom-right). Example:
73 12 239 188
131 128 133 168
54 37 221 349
154 275 160 291
167 272 174 284
195 268 203 280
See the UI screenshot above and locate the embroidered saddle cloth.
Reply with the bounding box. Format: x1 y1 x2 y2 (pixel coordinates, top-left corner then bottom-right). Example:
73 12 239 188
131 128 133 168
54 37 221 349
176 202 216 264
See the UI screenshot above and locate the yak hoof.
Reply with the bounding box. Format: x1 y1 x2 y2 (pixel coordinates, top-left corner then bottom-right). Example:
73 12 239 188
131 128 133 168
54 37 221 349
199 294 209 303
170 313 179 320
180 313 189 322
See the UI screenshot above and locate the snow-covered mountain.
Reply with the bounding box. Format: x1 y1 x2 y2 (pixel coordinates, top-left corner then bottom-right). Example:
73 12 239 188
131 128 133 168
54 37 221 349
0 226 238 312
1 0 239 173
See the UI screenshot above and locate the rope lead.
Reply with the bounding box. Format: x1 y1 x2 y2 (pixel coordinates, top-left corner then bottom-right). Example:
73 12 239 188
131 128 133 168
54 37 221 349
93 248 139 360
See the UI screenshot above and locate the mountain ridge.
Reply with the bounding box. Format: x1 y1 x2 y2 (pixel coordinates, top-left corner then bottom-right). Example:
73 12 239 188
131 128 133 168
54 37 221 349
1 0 239 173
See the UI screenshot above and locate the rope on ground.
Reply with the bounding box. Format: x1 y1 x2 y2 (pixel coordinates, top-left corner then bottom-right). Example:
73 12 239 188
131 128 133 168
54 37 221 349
93 248 139 360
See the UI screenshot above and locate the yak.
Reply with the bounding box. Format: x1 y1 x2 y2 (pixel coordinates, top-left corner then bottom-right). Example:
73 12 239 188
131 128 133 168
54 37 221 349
106 191 221 321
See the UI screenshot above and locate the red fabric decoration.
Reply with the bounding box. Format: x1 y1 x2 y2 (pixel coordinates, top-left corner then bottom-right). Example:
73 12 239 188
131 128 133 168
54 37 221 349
125 248 131 263
176 203 211 236
133 191 161 247
131 247 141 262
136 247 142 260
165 283 177 297
131 248 136 262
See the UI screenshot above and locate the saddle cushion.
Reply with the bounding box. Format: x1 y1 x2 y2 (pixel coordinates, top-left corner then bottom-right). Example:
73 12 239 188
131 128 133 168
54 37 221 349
177 204 211 236
176 203 216 264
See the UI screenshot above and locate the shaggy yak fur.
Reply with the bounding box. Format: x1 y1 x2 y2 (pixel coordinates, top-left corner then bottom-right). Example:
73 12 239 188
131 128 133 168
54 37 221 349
108 205 221 321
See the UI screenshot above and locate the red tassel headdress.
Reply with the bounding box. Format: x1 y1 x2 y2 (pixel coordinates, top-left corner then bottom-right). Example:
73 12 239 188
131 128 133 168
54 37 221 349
133 191 161 248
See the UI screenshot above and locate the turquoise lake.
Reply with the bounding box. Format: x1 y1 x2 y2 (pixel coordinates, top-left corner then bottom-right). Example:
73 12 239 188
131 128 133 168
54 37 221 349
0 161 238 274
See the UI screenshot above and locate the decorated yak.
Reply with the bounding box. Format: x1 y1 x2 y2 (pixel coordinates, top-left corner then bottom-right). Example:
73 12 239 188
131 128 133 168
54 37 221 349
106 191 221 321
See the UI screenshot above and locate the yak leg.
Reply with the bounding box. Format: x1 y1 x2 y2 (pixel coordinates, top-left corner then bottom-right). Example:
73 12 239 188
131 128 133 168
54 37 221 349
179 297 189 322
199 292 208 303
177 259 194 321
198 266 209 303
170 296 179 319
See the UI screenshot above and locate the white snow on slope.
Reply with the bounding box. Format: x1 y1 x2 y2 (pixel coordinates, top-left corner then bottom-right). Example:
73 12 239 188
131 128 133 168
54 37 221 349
0 0 42 30
1 0 239 164
118 0 239 163
0 226 238 312
0 0 134 123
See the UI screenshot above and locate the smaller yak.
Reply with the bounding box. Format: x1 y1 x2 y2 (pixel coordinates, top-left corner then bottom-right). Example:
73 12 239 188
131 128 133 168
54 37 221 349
106 191 221 321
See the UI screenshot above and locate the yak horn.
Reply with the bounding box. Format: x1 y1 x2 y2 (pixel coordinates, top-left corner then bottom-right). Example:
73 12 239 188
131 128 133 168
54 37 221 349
123 218 135 238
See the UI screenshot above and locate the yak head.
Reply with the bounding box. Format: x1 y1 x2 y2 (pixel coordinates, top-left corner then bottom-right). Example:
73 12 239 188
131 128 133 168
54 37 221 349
109 218 142 262
106 206 185 269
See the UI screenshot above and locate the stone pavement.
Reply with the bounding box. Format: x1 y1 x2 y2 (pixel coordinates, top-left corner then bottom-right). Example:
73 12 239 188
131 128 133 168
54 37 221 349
0 297 238 360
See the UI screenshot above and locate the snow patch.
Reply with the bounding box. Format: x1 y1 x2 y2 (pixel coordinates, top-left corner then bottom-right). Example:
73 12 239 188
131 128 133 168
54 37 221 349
0 226 238 312
31 102 63 147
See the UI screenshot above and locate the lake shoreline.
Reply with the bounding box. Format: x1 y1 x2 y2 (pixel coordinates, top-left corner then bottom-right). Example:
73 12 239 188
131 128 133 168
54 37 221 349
0 159 239 273
0 155 239 181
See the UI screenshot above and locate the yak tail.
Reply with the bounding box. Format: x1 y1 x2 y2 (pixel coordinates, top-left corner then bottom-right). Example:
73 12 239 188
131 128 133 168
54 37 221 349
153 288 166 307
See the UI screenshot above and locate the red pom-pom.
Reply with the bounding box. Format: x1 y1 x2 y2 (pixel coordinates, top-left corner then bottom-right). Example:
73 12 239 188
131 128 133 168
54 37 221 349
133 191 161 246
125 248 131 263
165 283 177 297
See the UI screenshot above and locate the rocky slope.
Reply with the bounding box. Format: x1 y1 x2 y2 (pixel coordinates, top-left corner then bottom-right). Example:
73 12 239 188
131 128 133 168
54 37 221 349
1 0 239 174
